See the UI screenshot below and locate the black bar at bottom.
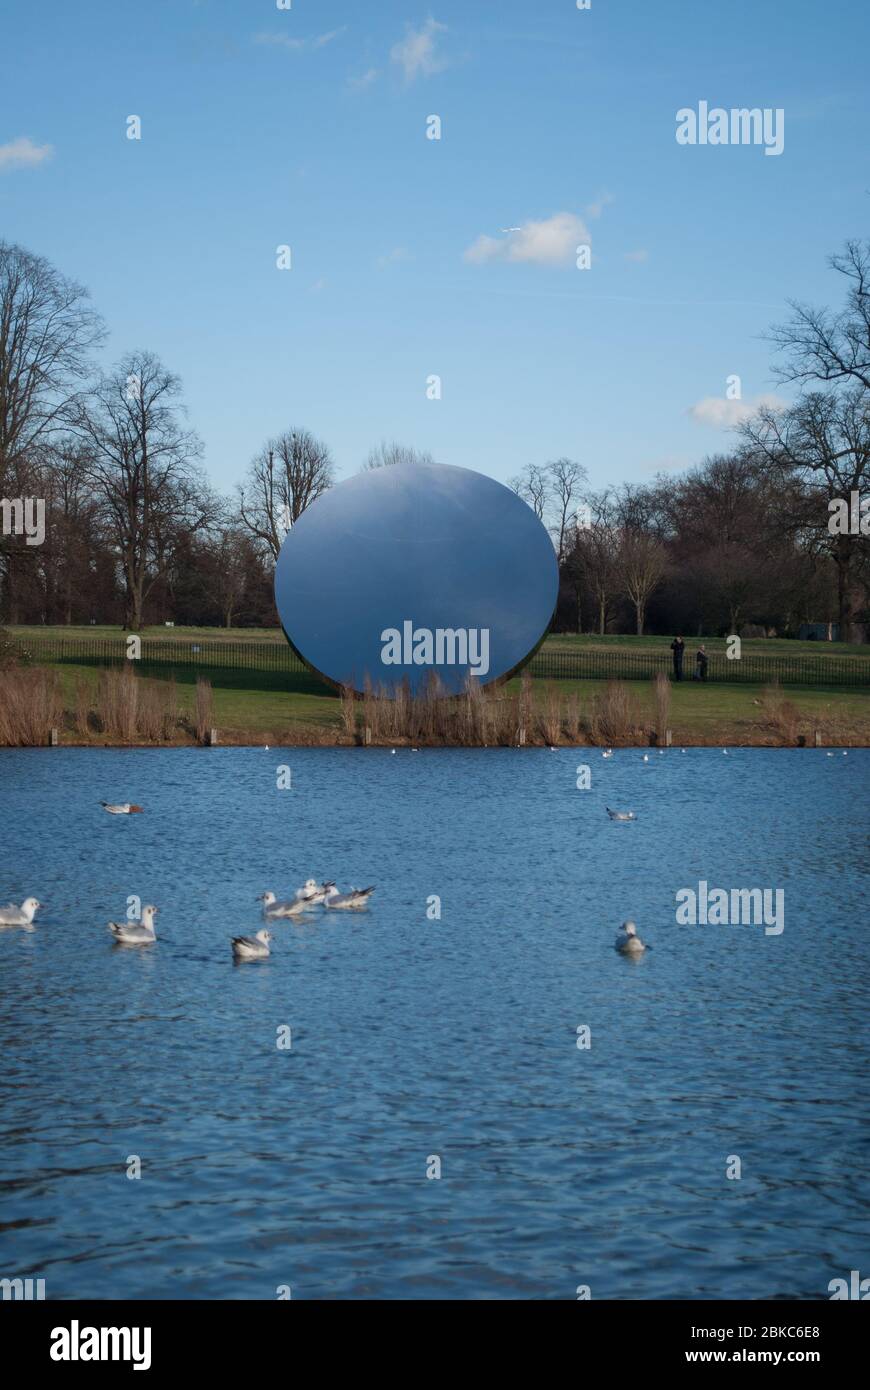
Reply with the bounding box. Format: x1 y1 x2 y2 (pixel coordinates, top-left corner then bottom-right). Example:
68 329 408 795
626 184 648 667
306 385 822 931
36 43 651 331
4 1297 865 1374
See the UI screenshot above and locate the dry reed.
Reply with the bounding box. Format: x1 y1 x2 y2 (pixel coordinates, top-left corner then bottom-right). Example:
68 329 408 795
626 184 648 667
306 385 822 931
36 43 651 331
588 680 641 745
759 682 801 745
0 667 63 745
652 671 671 745
194 676 214 743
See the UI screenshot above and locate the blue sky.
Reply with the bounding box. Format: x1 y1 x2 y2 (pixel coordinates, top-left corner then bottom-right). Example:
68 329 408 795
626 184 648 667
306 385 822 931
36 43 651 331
1 0 867 494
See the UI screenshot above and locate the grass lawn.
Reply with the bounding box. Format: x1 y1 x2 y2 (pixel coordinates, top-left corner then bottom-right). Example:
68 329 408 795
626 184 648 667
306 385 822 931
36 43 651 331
52 664 340 743
541 678 869 744
10 624 869 661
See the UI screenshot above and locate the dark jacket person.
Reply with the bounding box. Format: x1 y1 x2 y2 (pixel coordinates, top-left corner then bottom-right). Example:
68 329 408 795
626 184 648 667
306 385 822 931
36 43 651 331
670 636 685 681
696 645 709 681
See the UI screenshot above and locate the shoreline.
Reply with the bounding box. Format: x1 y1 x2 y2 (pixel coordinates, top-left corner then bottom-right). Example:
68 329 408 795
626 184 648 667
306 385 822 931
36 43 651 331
4 733 867 750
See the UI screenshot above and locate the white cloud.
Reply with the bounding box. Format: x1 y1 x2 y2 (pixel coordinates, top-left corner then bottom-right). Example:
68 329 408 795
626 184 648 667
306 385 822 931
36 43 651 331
463 212 591 268
586 192 614 220
377 247 412 269
0 136 53 172
624 249 649 263
254 28 345 53
688 393 786 429
313 29 345 49
350 67 380 89
390 17 448 82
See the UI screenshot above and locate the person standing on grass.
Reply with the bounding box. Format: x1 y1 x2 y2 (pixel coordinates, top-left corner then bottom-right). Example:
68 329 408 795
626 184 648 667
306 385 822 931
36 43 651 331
695 644 709 682
670 635 685 682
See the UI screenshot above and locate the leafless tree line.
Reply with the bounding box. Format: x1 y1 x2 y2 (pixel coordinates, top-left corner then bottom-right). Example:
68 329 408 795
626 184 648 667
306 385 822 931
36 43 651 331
1 235 868 636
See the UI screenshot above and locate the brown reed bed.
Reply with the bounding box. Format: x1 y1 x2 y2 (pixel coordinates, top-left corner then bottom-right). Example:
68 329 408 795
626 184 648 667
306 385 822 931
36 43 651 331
588 680 643 746
758 682 802 746
652 671 672 746
347 673 636 747
0 667 63 746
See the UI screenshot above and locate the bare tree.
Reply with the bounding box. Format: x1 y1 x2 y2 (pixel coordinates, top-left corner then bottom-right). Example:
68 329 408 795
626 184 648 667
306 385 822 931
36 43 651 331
75 351 207 629
0 241 104 620
239 428 334 560
0 241 104 478
508 463 549 520
769 240 870 392
616 531 669 635
742 388 870 638
509 458 588 563
549 457 588 561
40 438 104 625
212 527 260 628
569 489 622 634
362 440 435 470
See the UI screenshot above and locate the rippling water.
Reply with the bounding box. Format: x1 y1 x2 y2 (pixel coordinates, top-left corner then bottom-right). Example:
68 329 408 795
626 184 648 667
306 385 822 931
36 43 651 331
1 745 867 1300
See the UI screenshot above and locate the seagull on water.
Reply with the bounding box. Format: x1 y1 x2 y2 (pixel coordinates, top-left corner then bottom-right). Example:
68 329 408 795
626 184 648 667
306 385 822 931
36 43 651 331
101 802 144 815
232 929 272 960
602 749 613 759
109 905 158 945
614 919 648 955
258 888 316 918
0 897 43 928
642 753 649 762
606 808 636 822
322 883 376 909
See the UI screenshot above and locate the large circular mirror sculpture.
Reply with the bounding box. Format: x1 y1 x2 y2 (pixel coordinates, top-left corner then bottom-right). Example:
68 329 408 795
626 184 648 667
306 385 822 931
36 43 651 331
274 461 559 696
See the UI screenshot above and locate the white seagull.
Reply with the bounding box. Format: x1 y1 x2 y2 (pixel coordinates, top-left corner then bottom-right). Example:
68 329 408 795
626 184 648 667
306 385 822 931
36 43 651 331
258 881 324 917
606 808 636 822
109 905 158 945
101 802 144 815
602 749 613 759
0 897 43 928
232 929 272 960
614 919 647 955
322 883 376 910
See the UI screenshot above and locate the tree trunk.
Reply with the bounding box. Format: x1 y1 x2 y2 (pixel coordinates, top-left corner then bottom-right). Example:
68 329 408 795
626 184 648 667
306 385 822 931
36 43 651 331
836 541 853 640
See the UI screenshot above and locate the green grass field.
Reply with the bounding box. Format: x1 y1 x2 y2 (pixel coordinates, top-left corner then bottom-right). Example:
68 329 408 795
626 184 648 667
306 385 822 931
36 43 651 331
46 663 870 746
10 624 868 659
7 625 868 745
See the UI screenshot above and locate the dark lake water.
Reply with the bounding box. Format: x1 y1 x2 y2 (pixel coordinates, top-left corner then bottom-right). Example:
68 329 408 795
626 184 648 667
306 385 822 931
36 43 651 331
1 745 867 1300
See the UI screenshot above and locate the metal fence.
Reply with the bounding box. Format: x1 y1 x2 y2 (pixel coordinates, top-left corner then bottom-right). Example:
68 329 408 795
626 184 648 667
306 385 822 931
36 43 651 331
528 646 869 687
14 635 870 687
